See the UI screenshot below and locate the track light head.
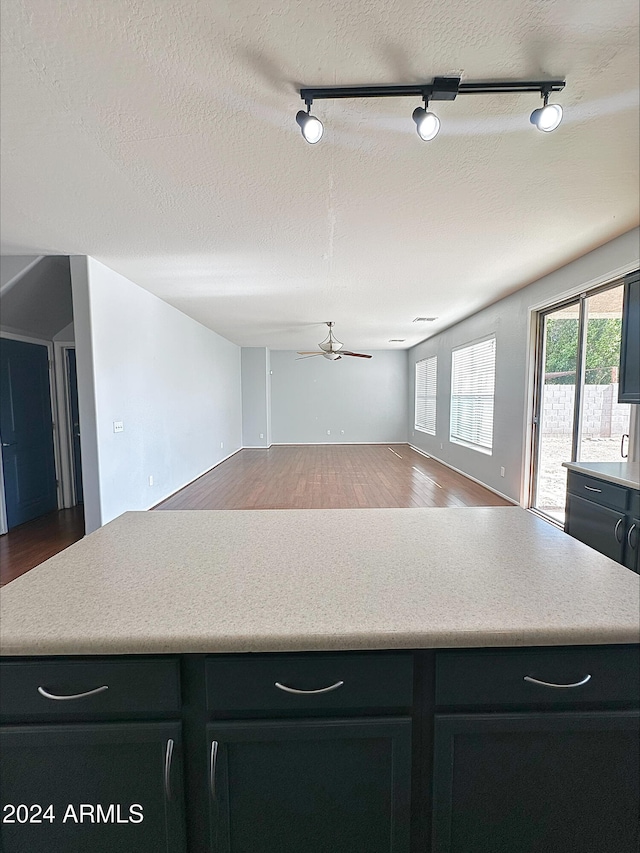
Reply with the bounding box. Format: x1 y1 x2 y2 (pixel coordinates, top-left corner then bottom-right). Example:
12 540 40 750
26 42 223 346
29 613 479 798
530 91 563 132
412 106 440 141
296 109 323 144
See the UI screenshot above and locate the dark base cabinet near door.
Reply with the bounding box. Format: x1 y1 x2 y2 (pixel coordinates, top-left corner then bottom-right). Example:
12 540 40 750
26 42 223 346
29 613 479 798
565 470 640 572
1 646 638 853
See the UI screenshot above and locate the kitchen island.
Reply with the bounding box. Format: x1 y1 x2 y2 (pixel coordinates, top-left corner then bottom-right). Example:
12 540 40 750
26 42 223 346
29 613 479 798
1 507 638 853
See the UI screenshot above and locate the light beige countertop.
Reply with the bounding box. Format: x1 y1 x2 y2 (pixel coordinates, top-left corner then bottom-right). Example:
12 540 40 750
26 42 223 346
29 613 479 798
1 507 638 655
562 461 640 490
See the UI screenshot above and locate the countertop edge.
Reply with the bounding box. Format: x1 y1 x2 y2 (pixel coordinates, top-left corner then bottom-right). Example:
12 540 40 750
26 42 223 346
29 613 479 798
562 461 640 490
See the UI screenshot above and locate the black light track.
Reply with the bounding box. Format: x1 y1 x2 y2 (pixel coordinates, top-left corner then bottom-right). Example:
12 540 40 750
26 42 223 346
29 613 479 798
300 77 566 106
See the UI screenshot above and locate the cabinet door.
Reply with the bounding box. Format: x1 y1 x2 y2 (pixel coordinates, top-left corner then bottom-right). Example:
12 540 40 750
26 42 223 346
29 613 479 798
432 711 639 853
207 717 411 853
565 493 625 562
0 721 186 853
619 272 639 403
624 517 639 573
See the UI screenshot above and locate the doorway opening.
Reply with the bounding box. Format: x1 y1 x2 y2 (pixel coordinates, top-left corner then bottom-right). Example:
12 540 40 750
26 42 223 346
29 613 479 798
530 280 631 524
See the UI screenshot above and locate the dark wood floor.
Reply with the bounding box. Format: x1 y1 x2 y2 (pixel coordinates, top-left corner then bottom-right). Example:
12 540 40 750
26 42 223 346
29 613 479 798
155 444 511 511
1 445 510 585
0 505 85 586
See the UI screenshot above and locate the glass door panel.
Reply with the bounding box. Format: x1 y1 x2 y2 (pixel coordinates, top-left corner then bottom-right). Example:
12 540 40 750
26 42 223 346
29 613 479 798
533 302 580 522
578 284 631 463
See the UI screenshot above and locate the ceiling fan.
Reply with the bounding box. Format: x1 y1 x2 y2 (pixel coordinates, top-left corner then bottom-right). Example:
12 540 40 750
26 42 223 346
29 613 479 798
296 322 373 361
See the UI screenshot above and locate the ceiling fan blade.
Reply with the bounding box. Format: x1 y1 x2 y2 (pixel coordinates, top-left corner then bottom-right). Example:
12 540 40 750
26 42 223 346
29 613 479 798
295 353 324 359
341 351 373 358
297 351 324 355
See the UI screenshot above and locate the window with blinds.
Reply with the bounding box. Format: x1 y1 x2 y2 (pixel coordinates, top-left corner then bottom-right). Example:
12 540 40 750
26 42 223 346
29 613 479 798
450 336 496 453
415 356 437 435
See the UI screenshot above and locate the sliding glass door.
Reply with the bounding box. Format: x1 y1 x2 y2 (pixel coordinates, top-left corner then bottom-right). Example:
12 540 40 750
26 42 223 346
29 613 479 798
531 281 631 524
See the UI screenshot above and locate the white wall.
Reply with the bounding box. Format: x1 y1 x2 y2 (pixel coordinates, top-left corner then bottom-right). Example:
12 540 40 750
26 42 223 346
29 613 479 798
241 348 270 447
271 350 408 444
408 228 640 503
71 256 242 531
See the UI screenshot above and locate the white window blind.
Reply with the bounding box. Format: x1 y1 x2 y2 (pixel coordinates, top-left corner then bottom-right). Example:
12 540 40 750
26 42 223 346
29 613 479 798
450 337 496 453
415 356 437 435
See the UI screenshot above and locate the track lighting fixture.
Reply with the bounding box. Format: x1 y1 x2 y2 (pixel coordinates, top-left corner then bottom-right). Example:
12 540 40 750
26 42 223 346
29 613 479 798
529 89 563 132
296 107 323 144
412 104 440 141
296 77 565 143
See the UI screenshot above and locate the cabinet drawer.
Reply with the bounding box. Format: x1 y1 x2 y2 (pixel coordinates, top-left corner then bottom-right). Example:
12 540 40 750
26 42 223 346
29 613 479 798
435 646 639 708
567 472 628 511
206 653 413 714
0 657 181 720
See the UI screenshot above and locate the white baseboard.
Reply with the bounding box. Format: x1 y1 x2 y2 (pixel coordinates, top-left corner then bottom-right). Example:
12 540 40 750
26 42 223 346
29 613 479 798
408 444 519 506
269 441 408 446
149 447 243 508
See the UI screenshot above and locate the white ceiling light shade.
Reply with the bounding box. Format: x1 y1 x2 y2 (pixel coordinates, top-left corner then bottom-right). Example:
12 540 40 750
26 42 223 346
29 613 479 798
530 90 563 132
530 103 563 132
412 106 441 141
296 110 323 144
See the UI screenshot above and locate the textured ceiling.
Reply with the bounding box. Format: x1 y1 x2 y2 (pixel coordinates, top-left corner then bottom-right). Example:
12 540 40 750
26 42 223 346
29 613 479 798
1 0 638 350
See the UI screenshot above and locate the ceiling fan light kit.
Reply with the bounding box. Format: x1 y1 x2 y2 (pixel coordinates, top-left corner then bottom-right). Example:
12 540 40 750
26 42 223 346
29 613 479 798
296 323 373 362
297 76 565 143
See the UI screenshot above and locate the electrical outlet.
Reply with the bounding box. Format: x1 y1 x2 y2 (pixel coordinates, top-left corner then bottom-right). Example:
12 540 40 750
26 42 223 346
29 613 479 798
500 467 505 477
259 433 264 439
327 430 331 435
148 475 154 486
440 443 443 450
220 441 224 449
113 420 124 433
340 429 344 435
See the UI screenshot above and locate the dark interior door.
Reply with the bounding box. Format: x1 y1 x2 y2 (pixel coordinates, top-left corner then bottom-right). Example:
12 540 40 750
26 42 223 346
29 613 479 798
65 348 83 504
0 338 57 529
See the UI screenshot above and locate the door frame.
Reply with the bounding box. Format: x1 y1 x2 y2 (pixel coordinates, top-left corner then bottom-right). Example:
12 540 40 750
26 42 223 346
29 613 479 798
527 275 630 519
0 332 63 535
53 340 79 508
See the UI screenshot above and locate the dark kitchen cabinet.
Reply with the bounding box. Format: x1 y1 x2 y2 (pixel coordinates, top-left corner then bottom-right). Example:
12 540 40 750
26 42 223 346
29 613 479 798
565 493 625 562
0 721 187 853
1 648 638 853
618 270 639 403
206 717 412 853
431 710 640 853
565 470 639 570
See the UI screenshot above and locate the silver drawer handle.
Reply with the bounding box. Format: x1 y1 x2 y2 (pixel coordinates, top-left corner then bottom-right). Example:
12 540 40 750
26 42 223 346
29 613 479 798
209 740 219 800
274 680 344 695
164 739 174 801
584 485 602 493
628 523 637 549
37 685 109 701
524 674 591 689
615 518 624 542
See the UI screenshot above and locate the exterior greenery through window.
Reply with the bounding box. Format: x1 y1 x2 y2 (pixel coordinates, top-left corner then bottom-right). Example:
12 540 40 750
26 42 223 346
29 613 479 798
415 356 437 434
544 318 622 384
450 336 496 454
